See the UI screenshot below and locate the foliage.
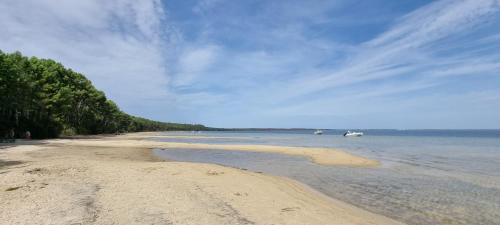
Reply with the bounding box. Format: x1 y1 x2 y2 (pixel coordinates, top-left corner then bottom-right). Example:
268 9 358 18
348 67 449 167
0 51 209 138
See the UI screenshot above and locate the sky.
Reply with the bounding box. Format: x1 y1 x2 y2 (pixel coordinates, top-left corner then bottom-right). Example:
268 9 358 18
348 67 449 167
1 0 500 129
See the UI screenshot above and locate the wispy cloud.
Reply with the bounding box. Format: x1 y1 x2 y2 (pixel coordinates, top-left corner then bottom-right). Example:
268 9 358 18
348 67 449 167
147 0 500 128
263 0 500 101
2 0 500 128
228 0 500 127
0 0 169 116
173 45 220 87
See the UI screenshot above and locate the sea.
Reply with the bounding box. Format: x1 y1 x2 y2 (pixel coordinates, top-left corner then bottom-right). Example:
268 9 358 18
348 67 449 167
152 129 500 225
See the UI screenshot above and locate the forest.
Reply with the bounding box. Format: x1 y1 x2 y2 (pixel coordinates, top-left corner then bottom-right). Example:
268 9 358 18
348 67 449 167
0 51 210 139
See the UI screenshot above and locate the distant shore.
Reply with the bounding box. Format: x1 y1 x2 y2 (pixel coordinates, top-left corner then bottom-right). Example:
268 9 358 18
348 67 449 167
0 132 401 225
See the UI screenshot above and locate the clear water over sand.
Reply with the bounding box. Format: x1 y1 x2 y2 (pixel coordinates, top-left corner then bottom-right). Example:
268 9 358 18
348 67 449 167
153 130 500 225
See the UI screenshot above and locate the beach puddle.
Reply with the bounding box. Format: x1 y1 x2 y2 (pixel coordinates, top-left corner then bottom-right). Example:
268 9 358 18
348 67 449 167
154 148 500 225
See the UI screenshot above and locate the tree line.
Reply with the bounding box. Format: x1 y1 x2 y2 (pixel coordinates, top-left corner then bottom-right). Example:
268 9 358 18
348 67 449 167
0 51 210 139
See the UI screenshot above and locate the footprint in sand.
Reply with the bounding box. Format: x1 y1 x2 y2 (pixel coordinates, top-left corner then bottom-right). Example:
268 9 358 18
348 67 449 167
206 170 224 176
281 207 300 212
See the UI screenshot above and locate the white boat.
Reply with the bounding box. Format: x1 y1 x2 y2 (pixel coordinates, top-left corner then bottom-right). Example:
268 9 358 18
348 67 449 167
314 130 323 135
343 130 363 137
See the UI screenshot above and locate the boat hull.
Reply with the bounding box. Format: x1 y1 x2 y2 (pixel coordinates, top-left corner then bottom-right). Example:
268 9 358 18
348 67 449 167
343 132 363 137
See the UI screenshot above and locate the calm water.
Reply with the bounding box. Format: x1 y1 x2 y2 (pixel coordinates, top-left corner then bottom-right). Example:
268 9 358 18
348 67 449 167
152 130 500 225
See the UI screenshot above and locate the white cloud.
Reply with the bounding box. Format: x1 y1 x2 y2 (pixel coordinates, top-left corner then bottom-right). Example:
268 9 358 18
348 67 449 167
173 45 220 86
253 0 500 104
2 0 499 128
190 0 500 128
369 0 500 48
193 0 224 14
0 0 169 111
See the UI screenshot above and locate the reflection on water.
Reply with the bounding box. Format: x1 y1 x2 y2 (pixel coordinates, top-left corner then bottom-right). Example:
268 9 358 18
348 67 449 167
153 131 500 225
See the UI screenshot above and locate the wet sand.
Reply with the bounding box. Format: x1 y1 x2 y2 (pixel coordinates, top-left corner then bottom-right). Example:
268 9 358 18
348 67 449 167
0 133 400 225
49 132 379 167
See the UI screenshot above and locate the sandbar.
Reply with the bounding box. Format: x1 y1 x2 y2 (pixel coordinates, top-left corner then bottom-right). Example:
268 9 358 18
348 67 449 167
48 133 379 167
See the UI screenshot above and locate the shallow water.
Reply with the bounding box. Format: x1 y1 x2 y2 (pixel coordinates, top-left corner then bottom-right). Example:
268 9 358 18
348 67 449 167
153 130 500 225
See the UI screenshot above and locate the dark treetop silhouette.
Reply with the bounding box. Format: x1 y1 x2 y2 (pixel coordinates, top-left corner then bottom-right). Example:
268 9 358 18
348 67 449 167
0 51 210 139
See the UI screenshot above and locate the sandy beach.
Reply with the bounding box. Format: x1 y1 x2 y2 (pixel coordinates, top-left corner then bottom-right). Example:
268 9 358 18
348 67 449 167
49 132 379 167
0 133 402 225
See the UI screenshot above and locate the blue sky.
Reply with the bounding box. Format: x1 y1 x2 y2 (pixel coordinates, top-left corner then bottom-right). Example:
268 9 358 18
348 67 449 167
1 0 500 129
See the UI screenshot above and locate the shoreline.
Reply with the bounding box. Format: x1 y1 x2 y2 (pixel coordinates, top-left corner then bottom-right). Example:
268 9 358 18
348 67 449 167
47 132 379 167
0 133 402 225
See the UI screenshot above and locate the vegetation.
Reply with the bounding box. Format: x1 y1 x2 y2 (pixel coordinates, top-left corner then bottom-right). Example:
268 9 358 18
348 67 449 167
0 51 209 139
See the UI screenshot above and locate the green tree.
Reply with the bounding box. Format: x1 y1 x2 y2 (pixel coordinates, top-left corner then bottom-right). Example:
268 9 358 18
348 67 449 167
0 51 212 138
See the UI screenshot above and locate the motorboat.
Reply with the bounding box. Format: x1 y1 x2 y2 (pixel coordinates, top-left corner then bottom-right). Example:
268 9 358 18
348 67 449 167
343 130 363 137
314 130 323 135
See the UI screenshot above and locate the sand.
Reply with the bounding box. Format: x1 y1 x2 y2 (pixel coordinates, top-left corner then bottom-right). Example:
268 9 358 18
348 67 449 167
137 135 255 139
0 133 402 225
47 133 379 167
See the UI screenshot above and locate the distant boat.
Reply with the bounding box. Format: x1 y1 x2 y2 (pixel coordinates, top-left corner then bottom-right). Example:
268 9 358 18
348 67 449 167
343 130 363 137
314 130 323 135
